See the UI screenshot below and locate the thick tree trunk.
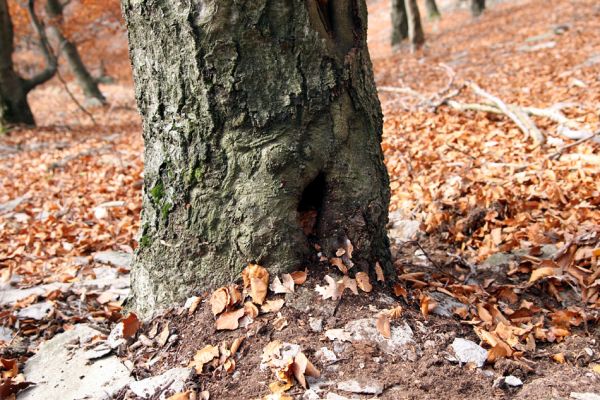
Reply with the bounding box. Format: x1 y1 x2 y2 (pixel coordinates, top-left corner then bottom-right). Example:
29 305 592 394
122 0 392 314
405 0 425 50
470 0 485 17
46 0 106 105
425 0 441 20
0 0 35 126
391 0 409 46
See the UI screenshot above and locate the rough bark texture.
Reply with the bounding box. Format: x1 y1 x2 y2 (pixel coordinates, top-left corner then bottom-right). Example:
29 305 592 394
46 0 106 105
391 0 408 47
405 0 425 50
0 0 56 128
0 0 35 127
470 0 485 17
122 0 392 315
425 0 440 20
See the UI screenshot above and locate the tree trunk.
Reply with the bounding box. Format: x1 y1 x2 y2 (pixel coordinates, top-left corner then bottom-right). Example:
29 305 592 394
122 0 392 314
46 0 106 105
425 0 441 20
470 0 485 17
391 0 409 46
0 0 35 126
405 0 425 50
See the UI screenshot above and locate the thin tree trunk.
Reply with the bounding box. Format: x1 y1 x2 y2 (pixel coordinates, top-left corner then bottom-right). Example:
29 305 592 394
123 0 392 314
0 0 56 128
470 0 485 17
405 0 425 50
391 0 409 46
425 0 441 20
46 0 105 105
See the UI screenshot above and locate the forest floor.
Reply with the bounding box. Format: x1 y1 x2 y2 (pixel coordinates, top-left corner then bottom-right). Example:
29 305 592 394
1 0 600 399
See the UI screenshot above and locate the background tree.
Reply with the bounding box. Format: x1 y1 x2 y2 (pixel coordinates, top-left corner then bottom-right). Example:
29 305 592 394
471 0 485 16
45 0 106 105
391 0 408 47
0 0 56 128
425 0 441 20
405 0 425 50
123 0 392 314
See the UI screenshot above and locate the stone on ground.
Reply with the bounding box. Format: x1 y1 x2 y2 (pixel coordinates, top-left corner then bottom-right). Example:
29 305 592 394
450 338 487 368
128 368 193 399
20 324 132 400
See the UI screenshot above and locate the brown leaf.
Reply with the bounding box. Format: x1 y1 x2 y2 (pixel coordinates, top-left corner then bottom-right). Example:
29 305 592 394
215 308 245 331
315 275 343 300
261 299 285 314
122 313 140 339
330 257 347 274
243 301 259 318
290 270 307 285
355 272 372 293
230 337 244 355
189 345 219 374
376 314 391 339
375 262 385 282
156 322 170 347
210 287 230 316
270 275 294 294
293 351 320 389
529 266 557 283
242 264 269 304
342 276 358 295
166 391 192 400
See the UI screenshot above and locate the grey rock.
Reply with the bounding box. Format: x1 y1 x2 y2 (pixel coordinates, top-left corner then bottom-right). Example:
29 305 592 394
315 347 338 363
0 195 27 214
504 375 523 387
0 326 13 342
344 318 416 359
326 393 351 400
309 317 323 332
128 368 193 399
450 338 487 368
93 250 133 268
0 282 66 305
20 324 132 400
337 379 384 395
571 394 600 400
303 389 321 400
483 252 514 268
17 301 53 320
429 291 466 318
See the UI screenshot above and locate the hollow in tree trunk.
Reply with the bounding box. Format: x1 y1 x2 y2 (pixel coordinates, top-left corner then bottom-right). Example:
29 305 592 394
0 0 56 128
122 0 392 315
425 0 441 20
45 0 105 105
391 0 409 47
470 0 485 17
405 0 425 50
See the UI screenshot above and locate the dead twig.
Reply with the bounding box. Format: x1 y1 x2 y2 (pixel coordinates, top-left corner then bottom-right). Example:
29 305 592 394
548 130 600 160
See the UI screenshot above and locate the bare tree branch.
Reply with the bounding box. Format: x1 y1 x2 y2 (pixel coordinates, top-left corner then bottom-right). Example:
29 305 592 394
23 0 58 93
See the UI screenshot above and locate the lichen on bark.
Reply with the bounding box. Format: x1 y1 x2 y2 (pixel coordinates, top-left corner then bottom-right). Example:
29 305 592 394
122 0 392 315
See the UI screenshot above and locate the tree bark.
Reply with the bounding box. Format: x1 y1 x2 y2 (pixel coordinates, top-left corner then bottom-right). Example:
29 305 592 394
405 0 425 50
470 0 485 17
0 0 56 128
425 0 441 20
391 0 409 46
46 0 106 105
0 0 35 126
122 0 392 314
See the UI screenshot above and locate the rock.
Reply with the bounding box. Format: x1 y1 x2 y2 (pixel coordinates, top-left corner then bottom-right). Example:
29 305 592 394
504 375 523 387
337 378 384 395
571 393 600 400
0 326 13 342
343 318 416 359
316 347 338 363
450 338 487 368
93 250 133 268
128 368 193 399
17 301 53 320
309 317 323 332
326 393 351 400
429 292 467 318
303 389 321 400
20 324 132 400
0 282 66 306
483 252 514 268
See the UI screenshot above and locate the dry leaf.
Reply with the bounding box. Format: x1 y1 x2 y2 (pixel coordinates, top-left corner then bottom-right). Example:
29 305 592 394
242 264 269 304
330 257 347 274
122 313 140 339
529 266 557 283
387 306 403 319
166 391 192 400
243 301 259 318
355 272 372 292
210 287 230 316
156 322 170 347
315 275 343 300
250 277 268 305
292 351 320 389
342 276 358 295
216 308 245 330
187 296 202 315
393 283 408 299
376 314 391 339
230 337 244 355
270 275 294 294
552 353 565 363
375 262 385 282
189 345 219 374
272 315 289 331
261 299 285 314
290 270 307 285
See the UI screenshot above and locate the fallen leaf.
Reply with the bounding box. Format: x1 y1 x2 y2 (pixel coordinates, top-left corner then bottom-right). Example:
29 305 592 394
270 275 294 294
244 301 259 318
166 391 192 400
292 351 320 388
272 315 289 331
552 353 565 363
315 275 343 300
230 337 244 355
216 308 245 330
529 266 557 283
242 264 269 304
261 299 285 314
330 257 347 274
290 270 307 285
122 313 140 339
393 283 408 299
376 314 391 339
342 276 358 295
387 306 403 319
210 287 230 316
189 345 219 374
156 322 170 347
187 296 202 315
375 262 385 282
355 272 372 292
